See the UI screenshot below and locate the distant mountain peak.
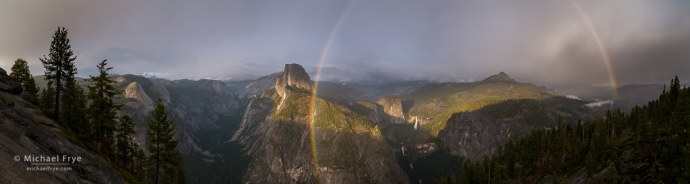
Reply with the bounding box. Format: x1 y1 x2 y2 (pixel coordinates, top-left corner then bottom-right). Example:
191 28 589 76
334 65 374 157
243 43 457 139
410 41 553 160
275 63 312 98
483 71 516 82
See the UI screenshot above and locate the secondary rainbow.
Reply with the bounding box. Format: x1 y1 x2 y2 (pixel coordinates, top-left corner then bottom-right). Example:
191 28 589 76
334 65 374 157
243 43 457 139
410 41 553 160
308 1 357 183
570 0 619 98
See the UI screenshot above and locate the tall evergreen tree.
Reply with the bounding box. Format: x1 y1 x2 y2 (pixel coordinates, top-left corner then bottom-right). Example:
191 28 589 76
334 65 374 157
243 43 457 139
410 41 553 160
146 98 186 184
86 60 122 154
136 147 147 181
39 82 55 111
9 58 39 97
116 115 136 171
68 86 89 141
59 54 84 130
40 27 77 123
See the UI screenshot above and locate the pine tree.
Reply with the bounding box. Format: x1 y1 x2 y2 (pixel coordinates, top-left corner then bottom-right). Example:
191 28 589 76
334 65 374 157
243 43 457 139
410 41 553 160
9 58 39 97
59 55 85 131
86 60 122 155
116 115 136 171
69 86 90 143
136 147 147 180
601 162 620 184
40 27 77 124
39 83 55 111
146 98 186 184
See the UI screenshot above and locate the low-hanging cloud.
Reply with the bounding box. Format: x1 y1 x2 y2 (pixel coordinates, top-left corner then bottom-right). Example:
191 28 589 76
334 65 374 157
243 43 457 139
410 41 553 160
585 99 615 108
0 0 688 88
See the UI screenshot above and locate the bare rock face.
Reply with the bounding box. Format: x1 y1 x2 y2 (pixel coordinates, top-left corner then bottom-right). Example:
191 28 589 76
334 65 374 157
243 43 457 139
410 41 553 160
0 67 22 95
0 83 124 183
124 82 154 114
235 72 282 99
149 83 171 106
376 95 405 124
348 101 383 125
438 112 531 160
275 63 312 98
19 91 38 105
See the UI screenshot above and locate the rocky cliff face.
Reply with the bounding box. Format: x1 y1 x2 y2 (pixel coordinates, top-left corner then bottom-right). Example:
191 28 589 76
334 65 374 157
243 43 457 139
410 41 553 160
347 101 384 125
0 67 124 183
149 83 171 106
232 65 409 183
124 82 154 115
113 75 242 154
438 112 531 160
376 95 405 124
275 63 312 98
233 72 282 99
164 79 241 132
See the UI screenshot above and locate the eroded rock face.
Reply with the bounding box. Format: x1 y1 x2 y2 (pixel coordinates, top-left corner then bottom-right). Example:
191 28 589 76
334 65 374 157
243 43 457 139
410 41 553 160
349 101 383 125
275 63 312 98
149 83 171 106
0 67 22 95
230 96 274 142
376 95 405 124
124 82 154 114
438 112 531 160
235 72 282 99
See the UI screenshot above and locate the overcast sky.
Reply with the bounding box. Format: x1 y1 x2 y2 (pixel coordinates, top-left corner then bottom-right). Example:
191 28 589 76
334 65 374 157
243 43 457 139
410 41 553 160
1 0 688 88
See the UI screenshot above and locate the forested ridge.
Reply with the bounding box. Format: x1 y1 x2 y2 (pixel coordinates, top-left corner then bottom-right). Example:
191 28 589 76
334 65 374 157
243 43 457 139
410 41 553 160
438 76 689 184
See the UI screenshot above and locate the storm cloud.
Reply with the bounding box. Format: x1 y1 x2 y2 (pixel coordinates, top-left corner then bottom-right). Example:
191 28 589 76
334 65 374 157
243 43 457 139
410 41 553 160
0 0 688 88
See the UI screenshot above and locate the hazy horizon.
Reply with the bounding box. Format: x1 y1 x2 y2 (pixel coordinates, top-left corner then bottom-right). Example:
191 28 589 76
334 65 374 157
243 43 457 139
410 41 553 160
1 0 689 89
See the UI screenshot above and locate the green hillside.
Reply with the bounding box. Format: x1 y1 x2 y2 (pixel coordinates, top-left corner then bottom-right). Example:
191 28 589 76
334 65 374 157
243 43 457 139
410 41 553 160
404 79 588 139
452 77 690 184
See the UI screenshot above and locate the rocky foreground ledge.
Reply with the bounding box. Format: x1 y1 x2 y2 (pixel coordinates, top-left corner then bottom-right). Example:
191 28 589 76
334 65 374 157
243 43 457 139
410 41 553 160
0 67 125 184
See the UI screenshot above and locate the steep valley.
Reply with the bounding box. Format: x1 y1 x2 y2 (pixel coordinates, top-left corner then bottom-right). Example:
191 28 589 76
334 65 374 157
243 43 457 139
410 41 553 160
13 64 669 184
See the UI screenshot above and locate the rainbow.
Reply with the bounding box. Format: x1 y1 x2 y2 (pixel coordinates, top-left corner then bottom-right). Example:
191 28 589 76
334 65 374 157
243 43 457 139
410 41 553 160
308 1 357 183
570 0 619 98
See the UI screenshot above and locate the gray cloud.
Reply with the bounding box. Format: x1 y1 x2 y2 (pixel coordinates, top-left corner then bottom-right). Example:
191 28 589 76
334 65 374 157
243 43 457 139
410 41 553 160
0 0 688 88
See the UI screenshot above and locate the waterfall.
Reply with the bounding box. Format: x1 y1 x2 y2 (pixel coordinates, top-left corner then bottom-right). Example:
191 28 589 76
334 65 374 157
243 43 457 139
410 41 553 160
402 147 405 156
414 116 418 130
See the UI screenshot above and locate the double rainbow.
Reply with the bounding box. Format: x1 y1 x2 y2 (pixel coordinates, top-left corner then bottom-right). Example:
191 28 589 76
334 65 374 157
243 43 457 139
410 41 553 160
303 1 619 183
308 1 357 183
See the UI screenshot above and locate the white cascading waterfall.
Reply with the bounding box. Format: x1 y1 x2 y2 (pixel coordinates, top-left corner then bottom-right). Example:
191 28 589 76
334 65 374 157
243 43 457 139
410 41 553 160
402 147 405 156
414 116 418 130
